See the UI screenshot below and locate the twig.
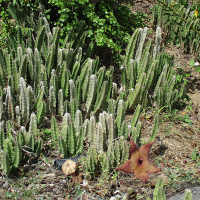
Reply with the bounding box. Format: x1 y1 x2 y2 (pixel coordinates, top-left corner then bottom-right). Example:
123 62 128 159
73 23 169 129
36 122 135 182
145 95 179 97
41 157 56 173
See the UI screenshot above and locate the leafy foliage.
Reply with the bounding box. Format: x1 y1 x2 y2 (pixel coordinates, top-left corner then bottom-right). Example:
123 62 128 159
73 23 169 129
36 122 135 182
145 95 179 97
0 0 145 52
48 0 146 52
0 0 43 47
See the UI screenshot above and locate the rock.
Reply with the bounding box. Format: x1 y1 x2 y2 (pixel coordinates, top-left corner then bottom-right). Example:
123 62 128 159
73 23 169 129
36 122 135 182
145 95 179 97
62 160 77 176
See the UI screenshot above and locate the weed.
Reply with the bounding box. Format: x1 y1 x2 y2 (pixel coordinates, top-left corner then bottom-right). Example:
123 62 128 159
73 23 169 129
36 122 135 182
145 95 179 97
176 114 193 125
191 147 200 166
166 167 198 189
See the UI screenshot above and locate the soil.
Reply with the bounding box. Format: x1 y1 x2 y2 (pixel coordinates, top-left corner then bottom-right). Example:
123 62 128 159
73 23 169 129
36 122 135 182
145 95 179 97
0 1 199 200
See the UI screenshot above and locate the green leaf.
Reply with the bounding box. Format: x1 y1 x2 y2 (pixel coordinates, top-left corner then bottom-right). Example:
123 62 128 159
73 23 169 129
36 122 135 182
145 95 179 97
189 59 195 67
195 66 200 72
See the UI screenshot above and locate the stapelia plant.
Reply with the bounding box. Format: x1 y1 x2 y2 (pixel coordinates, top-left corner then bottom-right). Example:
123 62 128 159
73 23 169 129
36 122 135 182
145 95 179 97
120 27 186 111
117 136 161 182
152 0 200 60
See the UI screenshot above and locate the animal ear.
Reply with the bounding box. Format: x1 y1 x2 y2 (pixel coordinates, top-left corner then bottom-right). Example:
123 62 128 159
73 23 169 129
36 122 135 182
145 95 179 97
129 135 139 157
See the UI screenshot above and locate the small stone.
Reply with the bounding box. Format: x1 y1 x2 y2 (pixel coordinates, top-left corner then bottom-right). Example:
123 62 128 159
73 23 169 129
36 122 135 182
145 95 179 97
115 194 121 199
61 179 67 184
49 184 55 187
110 197 117 200
62 159 77 176
194 62 200 66
81 180 89 187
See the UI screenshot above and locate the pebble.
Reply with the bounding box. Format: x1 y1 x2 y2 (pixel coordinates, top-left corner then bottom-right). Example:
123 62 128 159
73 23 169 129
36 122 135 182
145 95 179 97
81 180 89 187
60 179 67 184
110 197 117 200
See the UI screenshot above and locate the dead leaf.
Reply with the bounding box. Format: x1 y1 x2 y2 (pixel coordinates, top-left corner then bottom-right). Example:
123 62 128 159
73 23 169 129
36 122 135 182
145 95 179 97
62 160 77 176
